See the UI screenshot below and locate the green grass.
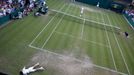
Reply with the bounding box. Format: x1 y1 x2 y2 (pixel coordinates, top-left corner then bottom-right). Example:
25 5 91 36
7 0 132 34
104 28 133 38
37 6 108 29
0 0 134 75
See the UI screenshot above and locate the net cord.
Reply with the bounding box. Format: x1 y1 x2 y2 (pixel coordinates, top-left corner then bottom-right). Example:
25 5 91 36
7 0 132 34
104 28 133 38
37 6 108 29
50 9 120 30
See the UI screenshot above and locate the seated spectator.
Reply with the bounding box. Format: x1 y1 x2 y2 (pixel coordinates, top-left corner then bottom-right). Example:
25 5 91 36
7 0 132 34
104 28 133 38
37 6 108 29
38 5 48 14
46 6 48 12
23 9 28 16
18 11 23 18
29 2 34 11
6 7 12 14
8 0 12 4
34 12 41 17
0 0 46 19
20 0 25 8
2 8 6 16
0 11 3 17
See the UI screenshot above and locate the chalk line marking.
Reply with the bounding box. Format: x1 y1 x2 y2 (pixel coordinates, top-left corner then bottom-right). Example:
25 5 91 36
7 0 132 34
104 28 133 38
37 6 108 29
50 9 120 30
80 6 85 39
101 13 117 71
28 45 128 75
81 18 85 39
29 4 66 46
41 4 71 48
107 15 131 75
123 15 134 30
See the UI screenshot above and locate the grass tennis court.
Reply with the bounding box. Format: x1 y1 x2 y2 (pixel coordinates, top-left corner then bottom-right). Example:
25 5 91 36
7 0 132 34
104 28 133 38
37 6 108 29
0 0 134 75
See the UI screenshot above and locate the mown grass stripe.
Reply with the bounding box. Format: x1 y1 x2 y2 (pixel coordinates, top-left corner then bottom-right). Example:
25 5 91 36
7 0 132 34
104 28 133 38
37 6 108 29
29 4 66 46
107 15 131 75
41 4 71 48
101 13 117 71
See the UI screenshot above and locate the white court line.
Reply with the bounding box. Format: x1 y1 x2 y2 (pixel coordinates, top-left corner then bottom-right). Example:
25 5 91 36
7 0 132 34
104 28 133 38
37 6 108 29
81 18 85 39
28 45 128 75
50 9 120 29
123 15 134 30
118 15 134 39
101 13 117 71
119 15 134 40
41 16 64 48
107 15 131 75
71 3 107 16
55 31 109 48
29 4 66 46
75 4 85 39
41 4 71 48
96 12 100 22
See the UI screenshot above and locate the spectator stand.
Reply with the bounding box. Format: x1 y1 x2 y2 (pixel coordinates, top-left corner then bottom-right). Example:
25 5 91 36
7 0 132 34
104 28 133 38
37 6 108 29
123 3 134 29
0 0 42 26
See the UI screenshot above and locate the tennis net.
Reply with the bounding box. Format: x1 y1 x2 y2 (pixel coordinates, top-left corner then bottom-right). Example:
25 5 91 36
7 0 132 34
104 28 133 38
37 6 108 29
49 9 121 34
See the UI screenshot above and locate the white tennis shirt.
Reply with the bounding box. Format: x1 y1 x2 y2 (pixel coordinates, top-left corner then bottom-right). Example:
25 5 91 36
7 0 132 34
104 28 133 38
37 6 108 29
81 7 84 14
22 67 36 75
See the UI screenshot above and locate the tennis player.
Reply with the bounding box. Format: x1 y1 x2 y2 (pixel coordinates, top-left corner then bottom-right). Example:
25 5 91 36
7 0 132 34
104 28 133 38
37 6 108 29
19 63 44 75
80 7 84 17
124 32 129 38
97 2 100 7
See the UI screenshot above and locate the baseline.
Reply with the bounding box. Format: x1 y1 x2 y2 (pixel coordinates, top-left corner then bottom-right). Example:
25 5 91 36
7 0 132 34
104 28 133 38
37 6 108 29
28 45 128 75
